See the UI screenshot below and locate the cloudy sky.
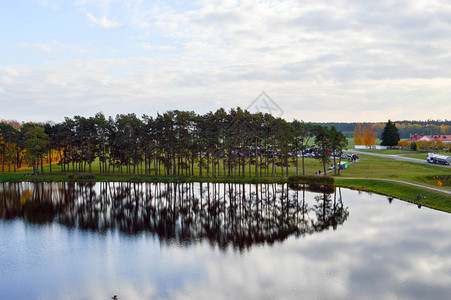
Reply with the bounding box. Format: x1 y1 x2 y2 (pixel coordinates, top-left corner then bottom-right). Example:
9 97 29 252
1 0 450 123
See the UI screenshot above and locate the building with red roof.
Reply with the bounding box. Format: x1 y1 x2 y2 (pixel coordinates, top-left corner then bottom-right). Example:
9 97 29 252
406 134 451 144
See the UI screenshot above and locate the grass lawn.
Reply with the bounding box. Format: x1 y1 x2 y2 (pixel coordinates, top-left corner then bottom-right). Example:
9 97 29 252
2 157 326 178
351 148 449 158
401 152 430 159
352 149 409 155
336 153 451 190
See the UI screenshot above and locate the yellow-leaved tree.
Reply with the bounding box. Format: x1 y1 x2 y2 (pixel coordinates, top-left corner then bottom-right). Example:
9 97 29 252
353 123 363 145
363 125 377 146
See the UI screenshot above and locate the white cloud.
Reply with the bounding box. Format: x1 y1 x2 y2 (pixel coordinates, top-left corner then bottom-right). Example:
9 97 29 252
17 41 99 57
38 0 65 10
141 44 176 51
2 0 451 122
86 12 122 30
19 43 54 55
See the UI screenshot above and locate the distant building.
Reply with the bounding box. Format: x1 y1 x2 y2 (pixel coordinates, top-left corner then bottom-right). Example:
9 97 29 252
406 134 451 144
355 145 388 149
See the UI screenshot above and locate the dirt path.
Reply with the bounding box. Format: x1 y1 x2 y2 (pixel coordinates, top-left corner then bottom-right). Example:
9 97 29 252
338 177 451 195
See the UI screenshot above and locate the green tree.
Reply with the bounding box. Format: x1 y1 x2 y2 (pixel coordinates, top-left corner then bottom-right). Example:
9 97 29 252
0 123 19 172
23 126 49 176
381 120 400 146
273 117 293 177
313 125 331 175
291 120 313 175
329 126 348 175
44 122 57 173
115 113 143 174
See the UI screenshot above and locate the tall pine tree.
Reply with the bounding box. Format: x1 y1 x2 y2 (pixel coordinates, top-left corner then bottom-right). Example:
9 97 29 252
381 120 400 146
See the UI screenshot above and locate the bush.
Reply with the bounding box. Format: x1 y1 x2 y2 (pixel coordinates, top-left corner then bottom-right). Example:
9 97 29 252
128 176 146 182
288 175 335 185
410 142 417 151
76 174 96 182
288 183 335 194
423 175 450 187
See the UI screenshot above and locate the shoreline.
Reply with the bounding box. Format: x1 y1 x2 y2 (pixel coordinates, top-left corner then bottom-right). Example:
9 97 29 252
1 172 449 213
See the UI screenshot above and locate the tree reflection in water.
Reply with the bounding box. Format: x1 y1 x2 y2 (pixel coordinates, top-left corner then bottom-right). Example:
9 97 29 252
0 182 349 251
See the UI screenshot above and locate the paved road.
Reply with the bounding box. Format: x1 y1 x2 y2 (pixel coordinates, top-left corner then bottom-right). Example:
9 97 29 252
347 150 451 168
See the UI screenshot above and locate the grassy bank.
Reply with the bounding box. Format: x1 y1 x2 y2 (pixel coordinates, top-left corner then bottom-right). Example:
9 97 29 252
1 152 449 212
0 172 289 184
335 178 451 213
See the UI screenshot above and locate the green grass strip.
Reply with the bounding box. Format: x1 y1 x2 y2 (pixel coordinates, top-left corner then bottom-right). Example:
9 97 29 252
335 178 451 213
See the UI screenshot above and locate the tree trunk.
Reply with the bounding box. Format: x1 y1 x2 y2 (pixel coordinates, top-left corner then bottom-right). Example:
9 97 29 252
199 153 203 177
285 153 289 177
242 155 245 178
49 149 52 173
272 150 277 177
70 143 74 172
296 152 299 175
33 160 38 177
1 144 5 172
248 150 251 178
255 137 258 177
223 155 226 177
16 149 21 169
302 150 305 175
7 144 11 172
280 156 283 177
333 151 336 175
207 152 210 177
61 148 65 172
173 153 176 176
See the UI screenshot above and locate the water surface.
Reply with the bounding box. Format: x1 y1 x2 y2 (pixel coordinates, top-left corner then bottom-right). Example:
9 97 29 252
0 182 449 299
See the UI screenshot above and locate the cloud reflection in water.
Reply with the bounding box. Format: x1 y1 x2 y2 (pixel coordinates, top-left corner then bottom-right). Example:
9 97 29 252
0 182 449 299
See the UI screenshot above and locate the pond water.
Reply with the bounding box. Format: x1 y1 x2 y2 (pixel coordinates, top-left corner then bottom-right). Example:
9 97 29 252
0 182 450 300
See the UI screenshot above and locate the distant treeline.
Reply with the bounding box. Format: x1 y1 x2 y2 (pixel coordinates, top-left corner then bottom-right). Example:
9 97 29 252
314 120 451 138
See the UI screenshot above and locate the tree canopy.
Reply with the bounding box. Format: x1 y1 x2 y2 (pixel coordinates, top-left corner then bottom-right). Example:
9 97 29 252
380 120 400 146
1 108 348 178
22 126 49 175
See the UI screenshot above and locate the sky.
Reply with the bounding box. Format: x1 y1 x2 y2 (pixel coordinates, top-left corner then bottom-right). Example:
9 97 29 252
1 0 450 123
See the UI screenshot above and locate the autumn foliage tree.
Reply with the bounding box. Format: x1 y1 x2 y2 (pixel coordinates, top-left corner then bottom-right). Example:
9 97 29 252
362 125 377 147
353 123 363 145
